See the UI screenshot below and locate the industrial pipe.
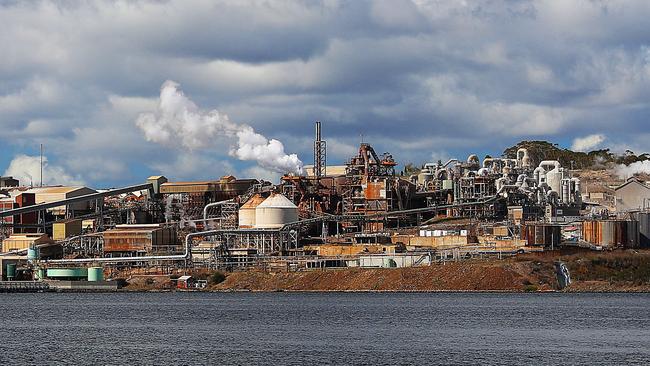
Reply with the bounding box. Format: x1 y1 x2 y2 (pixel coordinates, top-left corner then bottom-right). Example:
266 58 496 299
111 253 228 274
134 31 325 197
43 229 223 264
538 160 561 172
442 159 459 168
203 199 234 221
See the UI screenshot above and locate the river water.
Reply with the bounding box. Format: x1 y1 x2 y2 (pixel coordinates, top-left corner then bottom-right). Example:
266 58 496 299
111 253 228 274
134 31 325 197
0 292 648 365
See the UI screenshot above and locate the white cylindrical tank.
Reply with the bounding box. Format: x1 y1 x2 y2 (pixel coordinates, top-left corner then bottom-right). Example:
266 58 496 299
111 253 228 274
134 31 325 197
561 179 570 204
255 194 298 229
546 169 562 195
239 194 266 228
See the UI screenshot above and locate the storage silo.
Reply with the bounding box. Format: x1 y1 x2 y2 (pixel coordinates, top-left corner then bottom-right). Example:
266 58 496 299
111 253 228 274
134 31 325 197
255 194 298 229
639 212 650 248
238 194 265 228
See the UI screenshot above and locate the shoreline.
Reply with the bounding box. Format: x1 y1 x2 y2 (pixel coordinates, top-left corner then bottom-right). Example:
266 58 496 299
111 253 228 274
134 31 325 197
9 250 649 294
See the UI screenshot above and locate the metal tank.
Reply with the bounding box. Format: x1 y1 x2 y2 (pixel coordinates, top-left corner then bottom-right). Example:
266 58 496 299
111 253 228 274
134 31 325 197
583 220 617 247
46 268 88 279
638 212 650 248
601 220 616 247
27 246 39 261
87 267 104 282
521 224 561 247
6 263 16 280
254 194 298 229
625 220 640 249
36 268 45 280
238 194 265 228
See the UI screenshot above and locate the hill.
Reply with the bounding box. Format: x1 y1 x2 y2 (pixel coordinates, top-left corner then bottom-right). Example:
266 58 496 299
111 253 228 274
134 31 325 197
502 140 649 169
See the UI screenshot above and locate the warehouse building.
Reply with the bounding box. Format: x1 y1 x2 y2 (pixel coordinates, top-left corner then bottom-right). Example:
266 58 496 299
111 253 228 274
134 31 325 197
103 224 180 256
615 178 650 212
1 233 55 253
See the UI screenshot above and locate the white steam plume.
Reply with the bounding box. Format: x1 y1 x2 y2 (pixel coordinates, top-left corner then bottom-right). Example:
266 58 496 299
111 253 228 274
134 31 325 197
616 161 650 179
4 154 85 186
136 80 303 175
571 134 605 152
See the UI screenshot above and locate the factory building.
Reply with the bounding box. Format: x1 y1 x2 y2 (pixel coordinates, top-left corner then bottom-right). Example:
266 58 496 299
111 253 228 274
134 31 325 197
161 176 259 222
0 176 19 188
3 186 97 218
1 233 54 252
10 120 650 282
102 224 180 256
614 178 650 212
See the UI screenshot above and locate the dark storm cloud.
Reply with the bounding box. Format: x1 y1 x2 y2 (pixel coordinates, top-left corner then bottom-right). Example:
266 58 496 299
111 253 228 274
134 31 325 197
1 0 650 185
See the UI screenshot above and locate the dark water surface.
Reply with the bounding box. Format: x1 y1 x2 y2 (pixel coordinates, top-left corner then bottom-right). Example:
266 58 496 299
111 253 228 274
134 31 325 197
0 292 648 365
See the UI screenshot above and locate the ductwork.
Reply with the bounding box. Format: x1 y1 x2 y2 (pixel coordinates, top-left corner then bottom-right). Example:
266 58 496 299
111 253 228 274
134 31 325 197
44 230 223 264
538 160 561 172
442 159 459 168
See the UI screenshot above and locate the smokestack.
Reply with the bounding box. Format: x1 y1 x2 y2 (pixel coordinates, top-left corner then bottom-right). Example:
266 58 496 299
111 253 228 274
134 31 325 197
313 121 326 178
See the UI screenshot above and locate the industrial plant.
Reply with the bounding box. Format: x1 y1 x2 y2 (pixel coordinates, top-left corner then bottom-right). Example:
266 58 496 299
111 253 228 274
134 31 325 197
0 122 648 291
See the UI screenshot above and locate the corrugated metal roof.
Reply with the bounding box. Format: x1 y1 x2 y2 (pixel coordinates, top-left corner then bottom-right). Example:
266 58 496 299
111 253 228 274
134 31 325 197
25 186 88 194
241 194 266 209
161 181 217 186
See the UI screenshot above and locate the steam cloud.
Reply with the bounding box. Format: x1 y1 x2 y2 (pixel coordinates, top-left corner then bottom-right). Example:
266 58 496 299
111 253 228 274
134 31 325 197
3 154 85 186
136 80 303 175
571 134 605 152
616 160 650 178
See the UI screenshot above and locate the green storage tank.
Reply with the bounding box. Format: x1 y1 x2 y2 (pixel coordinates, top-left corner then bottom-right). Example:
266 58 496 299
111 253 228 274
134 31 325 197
6 263 16 279
46 268 88 279
27 247 39 260
87 267 104 282
36 268 45 280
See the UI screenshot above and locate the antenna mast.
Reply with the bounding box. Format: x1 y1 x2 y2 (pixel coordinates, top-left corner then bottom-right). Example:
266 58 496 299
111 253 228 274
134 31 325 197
40 143 43 187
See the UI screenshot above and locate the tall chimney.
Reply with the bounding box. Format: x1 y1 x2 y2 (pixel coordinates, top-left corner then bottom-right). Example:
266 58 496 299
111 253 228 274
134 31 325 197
313 121 326 178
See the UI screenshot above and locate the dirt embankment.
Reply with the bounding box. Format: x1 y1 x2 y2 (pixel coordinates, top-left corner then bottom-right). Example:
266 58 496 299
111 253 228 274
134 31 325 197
210 261 558 292
119 250 650 292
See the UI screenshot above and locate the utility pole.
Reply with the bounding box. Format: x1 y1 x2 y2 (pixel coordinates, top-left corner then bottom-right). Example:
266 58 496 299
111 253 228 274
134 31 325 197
40 143 43 187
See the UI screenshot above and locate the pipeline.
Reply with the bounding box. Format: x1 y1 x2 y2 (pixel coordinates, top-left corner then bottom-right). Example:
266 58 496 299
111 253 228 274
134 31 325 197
203 199 234 221
43 229 223 264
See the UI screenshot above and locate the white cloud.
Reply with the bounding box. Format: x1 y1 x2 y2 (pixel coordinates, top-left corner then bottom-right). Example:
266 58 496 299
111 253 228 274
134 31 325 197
3 154 85 187
1 0 650 186
571 134 605 152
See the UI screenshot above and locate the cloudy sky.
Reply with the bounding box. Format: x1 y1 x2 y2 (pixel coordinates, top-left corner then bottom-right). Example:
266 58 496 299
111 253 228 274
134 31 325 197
2 0 650 188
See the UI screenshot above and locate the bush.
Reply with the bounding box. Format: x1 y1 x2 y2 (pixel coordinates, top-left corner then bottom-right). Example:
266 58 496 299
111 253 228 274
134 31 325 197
209 271 226 285
524 284 538 292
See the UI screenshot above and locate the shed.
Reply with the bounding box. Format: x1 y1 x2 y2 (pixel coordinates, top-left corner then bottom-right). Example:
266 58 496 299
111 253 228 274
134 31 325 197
176 275 194 289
